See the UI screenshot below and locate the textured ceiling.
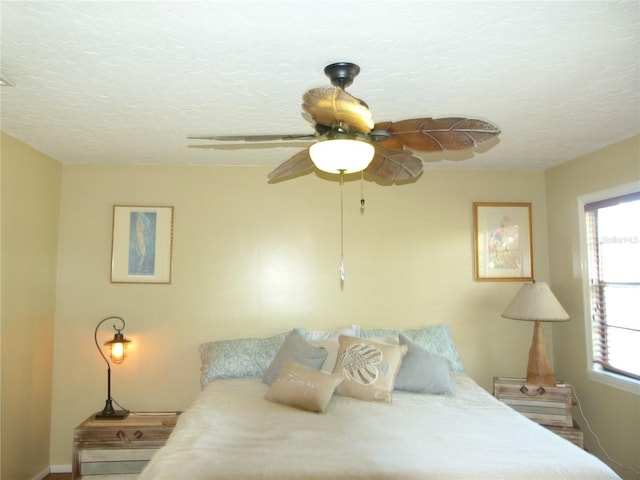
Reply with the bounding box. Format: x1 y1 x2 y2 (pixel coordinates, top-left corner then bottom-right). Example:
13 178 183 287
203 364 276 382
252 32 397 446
1 1 639 172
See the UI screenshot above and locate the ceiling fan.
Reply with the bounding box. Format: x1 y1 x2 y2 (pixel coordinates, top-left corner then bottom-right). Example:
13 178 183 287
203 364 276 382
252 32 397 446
188 62 500 182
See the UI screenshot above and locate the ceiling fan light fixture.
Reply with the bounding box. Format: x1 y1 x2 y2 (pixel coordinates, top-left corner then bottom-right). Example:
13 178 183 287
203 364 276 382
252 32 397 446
309 138 374 174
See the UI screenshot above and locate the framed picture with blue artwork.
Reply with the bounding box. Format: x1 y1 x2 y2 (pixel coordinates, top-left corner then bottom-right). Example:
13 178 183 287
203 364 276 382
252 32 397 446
110 205 174 284
473 202 533 281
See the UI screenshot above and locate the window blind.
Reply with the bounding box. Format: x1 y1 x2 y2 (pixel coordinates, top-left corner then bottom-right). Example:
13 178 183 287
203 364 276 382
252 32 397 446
584 191 640 381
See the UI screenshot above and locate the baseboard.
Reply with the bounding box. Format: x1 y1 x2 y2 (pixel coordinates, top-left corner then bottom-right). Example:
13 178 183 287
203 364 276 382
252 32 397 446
30 464 72 480
50 464 72 473
32 467 49 480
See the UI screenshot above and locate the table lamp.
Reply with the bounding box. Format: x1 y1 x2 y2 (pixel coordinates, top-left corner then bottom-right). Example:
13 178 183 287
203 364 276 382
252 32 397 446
501 281 569 386
94 315 131 419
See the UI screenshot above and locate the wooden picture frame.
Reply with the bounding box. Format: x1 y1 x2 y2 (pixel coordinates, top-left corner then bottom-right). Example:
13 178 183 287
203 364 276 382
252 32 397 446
473 202 533 281
110 205 174 284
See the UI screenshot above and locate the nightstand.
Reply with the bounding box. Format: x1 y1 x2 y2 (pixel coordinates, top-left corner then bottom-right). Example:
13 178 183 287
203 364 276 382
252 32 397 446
493 377 584 448
72 411 180 479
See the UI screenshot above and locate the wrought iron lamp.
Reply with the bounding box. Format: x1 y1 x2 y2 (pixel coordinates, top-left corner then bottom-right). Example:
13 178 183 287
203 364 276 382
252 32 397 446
501 281 569 386
94 315 131 419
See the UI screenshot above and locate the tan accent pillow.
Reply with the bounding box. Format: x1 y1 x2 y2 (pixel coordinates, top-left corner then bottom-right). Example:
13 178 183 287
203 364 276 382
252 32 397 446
265 359 344 413
333 336 407 403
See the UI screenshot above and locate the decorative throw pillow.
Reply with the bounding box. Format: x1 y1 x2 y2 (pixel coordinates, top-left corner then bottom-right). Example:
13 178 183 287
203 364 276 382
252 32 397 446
199 329 305 388
333 336 407 403
394 334 452 394
265 360 344 413
263 329 328 385
359 324 464 372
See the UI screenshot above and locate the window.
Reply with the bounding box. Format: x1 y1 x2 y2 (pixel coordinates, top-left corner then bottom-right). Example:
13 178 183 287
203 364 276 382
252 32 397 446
584 191 640 383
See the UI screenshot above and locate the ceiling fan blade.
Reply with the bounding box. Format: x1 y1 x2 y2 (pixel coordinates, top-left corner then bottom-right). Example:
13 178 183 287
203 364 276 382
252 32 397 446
374 135 405 151
189 141 314 150
302 87 374 133
187 133 316 142
376 117 500 152
267 148 314 180
366 144 423 181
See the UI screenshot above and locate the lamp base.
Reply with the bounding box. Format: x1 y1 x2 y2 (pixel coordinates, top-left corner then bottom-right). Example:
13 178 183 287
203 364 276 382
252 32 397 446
95 399 129 419
526 321 557 387
95 409 129 420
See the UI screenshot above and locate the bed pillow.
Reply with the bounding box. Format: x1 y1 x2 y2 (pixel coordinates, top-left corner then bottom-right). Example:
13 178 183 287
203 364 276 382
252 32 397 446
333 336 407 403
305 325 360 341
306 325 361 372
359 324 464 372
394 334 452 394
200 329 303 388
265 359 344 413
309 339 340 372
263 329 328 385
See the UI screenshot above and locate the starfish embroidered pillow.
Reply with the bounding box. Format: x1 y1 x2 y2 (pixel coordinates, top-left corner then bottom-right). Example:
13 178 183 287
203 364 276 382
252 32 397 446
333 335 407 403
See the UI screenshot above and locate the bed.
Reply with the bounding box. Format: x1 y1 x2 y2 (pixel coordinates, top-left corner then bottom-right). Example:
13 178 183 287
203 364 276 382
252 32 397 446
139 326 620 479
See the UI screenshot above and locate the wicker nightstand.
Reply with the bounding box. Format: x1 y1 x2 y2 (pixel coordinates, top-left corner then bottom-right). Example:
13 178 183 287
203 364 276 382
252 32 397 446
72 412 180 479
493 377 584 448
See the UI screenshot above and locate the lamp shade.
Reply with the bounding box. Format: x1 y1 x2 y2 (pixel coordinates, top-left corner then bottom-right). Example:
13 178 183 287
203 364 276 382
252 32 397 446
104 330 130 364
501 282 569 322
309 139 375 174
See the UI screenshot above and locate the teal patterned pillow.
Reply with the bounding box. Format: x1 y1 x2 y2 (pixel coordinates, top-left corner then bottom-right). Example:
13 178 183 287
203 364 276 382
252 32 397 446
200 329 305 388
360 325 464 373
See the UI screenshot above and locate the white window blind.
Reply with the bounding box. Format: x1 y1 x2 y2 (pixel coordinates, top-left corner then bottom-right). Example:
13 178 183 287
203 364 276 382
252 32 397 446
584 191 640 381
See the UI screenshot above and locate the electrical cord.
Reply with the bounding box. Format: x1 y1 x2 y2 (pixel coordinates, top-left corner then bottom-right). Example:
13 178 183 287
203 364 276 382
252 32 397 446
567 384 640 478
112 397 181 416
112 396 130 414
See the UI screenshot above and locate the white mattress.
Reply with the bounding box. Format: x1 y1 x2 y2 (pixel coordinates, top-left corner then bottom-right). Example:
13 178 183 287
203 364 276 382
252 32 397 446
140 374 619 479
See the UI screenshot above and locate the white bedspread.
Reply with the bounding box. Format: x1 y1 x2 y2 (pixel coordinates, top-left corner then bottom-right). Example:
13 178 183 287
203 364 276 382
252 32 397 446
140 375 619 479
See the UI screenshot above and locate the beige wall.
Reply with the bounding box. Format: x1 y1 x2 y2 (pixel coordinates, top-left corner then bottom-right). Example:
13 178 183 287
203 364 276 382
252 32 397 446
49 163 550 465
3 131 636 476
546 134 640 479
1 132 61 480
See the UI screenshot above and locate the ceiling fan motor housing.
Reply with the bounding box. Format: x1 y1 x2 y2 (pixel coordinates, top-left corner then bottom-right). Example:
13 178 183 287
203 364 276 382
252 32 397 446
324 62 360 89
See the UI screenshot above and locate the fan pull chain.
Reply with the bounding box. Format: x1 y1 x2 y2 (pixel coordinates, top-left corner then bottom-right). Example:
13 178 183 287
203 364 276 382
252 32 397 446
340 170 345 283
360 170 365 211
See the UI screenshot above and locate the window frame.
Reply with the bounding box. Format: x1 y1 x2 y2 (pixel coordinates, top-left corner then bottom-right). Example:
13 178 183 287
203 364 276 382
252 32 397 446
578 182 640 395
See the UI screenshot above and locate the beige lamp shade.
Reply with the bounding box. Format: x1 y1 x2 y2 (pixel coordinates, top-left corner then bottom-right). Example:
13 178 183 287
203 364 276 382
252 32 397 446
309 138 375 174
501 282 569 322
501 282 569 386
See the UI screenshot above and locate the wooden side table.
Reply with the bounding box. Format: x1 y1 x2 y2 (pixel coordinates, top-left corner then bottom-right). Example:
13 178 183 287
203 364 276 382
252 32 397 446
545 422 585 449
493 377 584 448
72 411 180 479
